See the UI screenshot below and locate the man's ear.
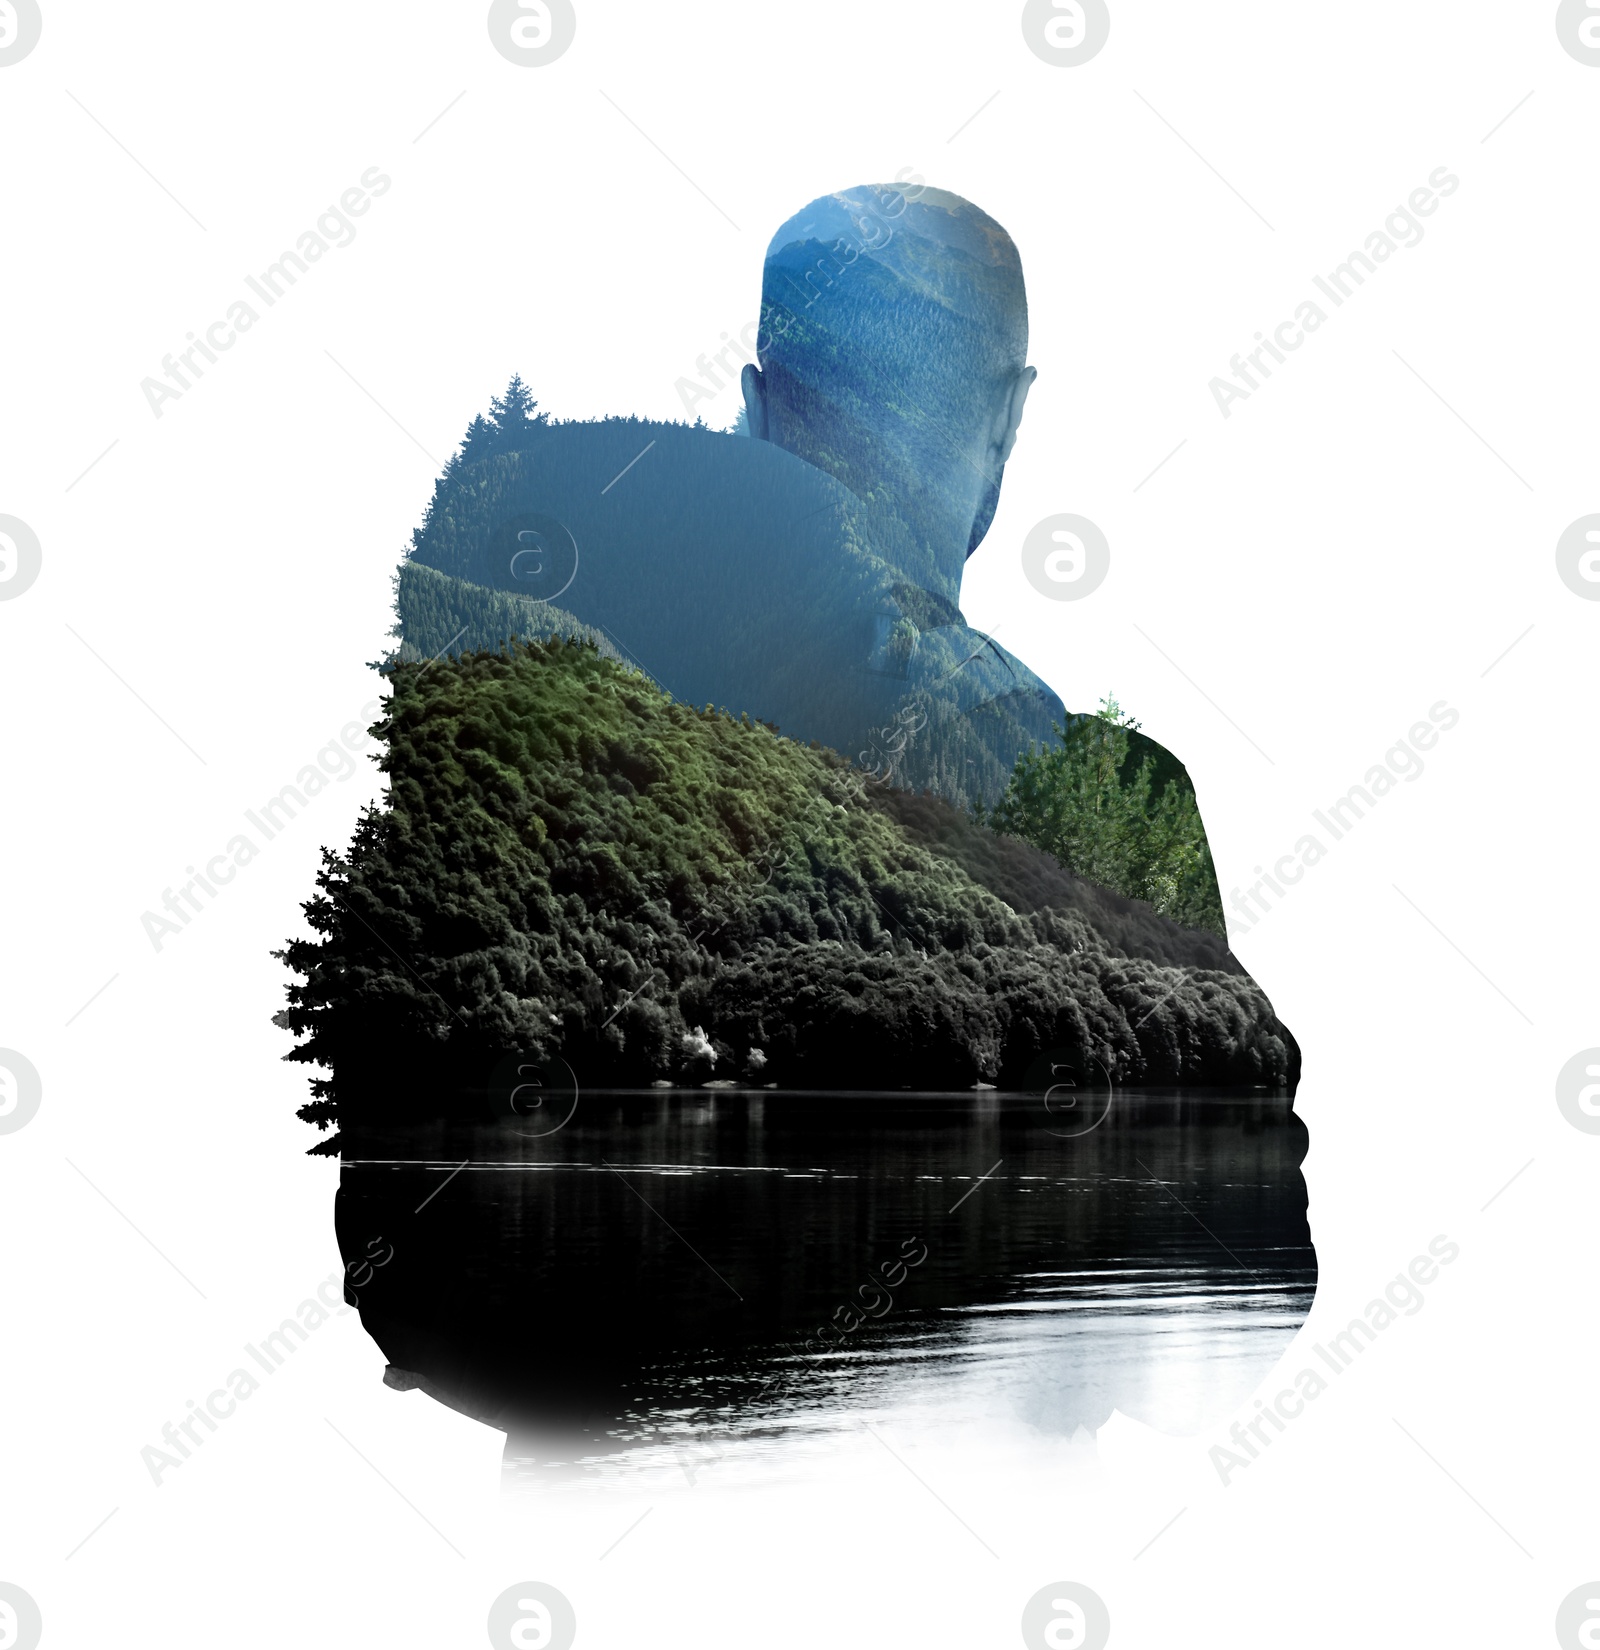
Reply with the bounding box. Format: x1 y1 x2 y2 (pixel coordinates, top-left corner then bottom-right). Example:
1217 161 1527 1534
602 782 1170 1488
741 363 769 441
989 364 1036 468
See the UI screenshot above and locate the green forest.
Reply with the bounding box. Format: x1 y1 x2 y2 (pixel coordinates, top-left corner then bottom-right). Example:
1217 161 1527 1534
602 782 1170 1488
985 696 1225 936
277 379 1267 1148
278 639 1294 1151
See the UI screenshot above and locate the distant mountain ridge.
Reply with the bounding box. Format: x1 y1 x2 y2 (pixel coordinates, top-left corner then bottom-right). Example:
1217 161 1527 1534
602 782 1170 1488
398 415 1066 809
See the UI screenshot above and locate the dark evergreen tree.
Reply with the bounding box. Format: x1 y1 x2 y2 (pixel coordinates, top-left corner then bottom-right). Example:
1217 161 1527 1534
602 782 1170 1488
487 373 545 451
453 412 495 467
410 382 548 558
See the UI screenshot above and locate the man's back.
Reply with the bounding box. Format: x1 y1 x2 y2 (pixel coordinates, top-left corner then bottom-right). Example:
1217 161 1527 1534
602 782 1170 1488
400 416 1067 809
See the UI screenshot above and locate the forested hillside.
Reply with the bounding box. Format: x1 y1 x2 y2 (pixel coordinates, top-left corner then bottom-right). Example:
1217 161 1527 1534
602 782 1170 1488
393 559 622 665
277 640 1296 1151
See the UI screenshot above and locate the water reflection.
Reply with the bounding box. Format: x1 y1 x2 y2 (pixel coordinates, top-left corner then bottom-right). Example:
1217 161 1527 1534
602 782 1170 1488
334 1090 1313 1485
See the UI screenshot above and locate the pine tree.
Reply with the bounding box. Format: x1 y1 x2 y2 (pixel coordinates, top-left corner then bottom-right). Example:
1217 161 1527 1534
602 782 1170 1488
455 412 495 466
487 374 545 450
410 387 544 557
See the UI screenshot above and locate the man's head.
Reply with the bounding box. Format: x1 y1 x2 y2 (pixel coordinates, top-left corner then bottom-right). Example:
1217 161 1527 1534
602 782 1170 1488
741 183 1035 572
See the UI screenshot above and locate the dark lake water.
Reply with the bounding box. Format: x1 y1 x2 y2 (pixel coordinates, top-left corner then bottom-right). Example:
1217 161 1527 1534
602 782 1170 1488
334 1089 1314 1486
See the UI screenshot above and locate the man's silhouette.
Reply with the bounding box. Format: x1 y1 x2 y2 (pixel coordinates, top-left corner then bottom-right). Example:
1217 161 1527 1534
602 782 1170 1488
304 182 1312 1441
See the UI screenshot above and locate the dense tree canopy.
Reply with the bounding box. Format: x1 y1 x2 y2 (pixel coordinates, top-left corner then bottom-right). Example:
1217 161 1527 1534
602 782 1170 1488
984 697 1226 935
277 642 1294 1152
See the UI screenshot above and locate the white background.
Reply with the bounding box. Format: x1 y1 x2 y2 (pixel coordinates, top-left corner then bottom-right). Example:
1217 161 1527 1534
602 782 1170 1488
1 2 1596 1645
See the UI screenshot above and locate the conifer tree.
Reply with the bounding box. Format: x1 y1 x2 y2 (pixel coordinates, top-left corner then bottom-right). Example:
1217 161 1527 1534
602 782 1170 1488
487 373 545 450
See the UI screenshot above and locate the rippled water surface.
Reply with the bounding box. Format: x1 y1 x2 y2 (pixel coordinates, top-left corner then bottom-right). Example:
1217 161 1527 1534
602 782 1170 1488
334 1090 1314 1486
